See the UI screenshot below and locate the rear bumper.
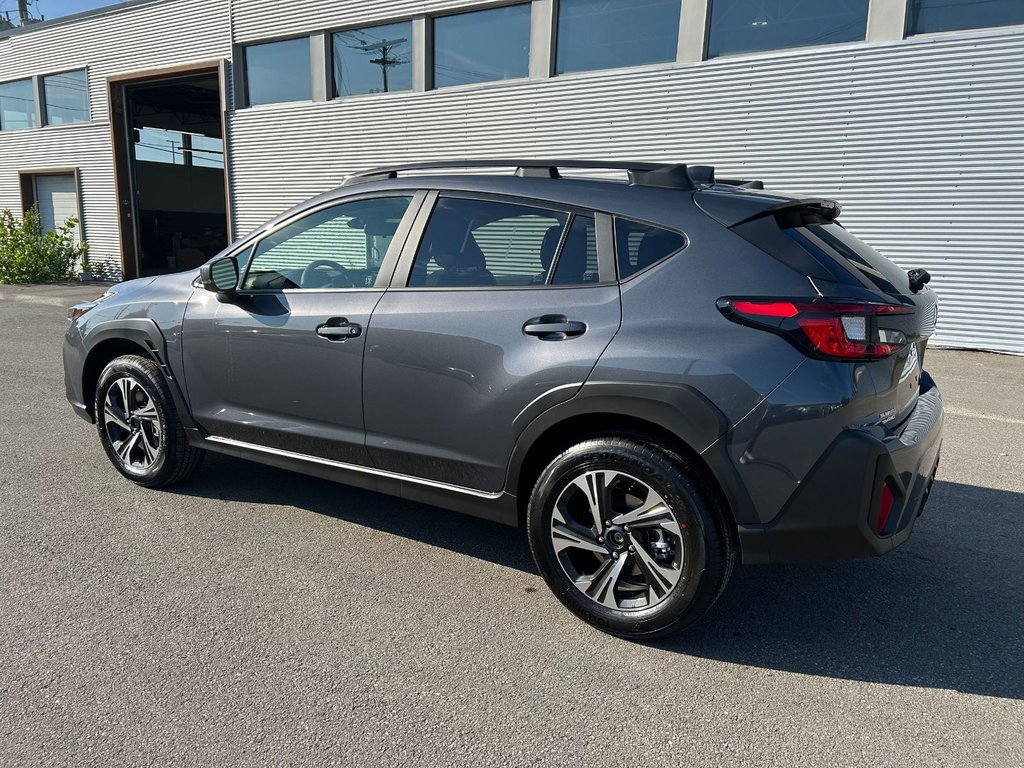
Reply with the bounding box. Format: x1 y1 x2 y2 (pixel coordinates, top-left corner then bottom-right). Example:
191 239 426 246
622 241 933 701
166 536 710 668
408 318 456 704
737 373 943 564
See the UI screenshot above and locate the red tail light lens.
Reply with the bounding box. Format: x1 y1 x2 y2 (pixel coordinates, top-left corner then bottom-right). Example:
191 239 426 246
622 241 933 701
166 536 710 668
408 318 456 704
877 483 896 534
718 298 911 361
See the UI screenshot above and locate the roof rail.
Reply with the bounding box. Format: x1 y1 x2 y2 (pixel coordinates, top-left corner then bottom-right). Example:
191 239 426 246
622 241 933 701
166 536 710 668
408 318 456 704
341 159 763 192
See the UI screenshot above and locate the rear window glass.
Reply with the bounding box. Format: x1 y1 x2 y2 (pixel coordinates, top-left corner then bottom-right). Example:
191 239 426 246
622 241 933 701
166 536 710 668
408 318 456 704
614 218 685 279
788 224 907 295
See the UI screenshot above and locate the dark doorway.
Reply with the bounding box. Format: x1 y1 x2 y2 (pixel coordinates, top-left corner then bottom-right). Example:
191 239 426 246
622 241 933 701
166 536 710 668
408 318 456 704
110 66 229 278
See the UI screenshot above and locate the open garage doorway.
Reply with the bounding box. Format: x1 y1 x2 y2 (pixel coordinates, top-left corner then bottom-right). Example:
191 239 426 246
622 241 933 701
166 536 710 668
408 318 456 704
110 63 229 278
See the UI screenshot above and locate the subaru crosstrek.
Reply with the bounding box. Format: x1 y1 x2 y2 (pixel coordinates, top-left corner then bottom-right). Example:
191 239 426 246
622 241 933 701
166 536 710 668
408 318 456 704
64 160 943 639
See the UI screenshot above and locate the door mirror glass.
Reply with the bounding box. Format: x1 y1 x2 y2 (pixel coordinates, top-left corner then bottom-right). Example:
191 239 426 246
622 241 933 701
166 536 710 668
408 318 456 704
201 256 239 294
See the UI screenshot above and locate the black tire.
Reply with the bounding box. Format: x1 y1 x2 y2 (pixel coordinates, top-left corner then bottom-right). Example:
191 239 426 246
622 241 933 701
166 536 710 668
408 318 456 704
526 437 734 639
94 354 204 488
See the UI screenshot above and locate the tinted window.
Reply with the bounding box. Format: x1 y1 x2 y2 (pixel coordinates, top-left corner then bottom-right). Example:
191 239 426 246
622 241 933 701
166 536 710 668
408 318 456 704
615 219 684 279
707 0 868 58
409 198 567 287
333 22 413 96
0 79 37 131
552 215 600 285
556 0 680 74
245 38 311 106
244 196 412 289
908 0 1024 35
43 70 89 126
433 5 531 88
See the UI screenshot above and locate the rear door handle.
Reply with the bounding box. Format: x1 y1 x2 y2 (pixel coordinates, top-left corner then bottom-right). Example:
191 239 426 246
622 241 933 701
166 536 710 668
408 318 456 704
316 317 361 340
523 315 587 340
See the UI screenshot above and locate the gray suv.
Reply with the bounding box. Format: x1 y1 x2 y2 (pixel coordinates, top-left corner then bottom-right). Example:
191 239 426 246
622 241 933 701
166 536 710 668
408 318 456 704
63 160 943 639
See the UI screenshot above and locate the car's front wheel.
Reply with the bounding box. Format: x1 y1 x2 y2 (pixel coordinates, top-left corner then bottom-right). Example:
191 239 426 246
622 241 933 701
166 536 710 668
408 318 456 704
527 437 734 639
94 354 203 487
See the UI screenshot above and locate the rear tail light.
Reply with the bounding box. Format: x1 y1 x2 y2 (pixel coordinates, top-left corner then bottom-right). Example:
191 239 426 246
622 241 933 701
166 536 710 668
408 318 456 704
877 483 896 534
717 298 911 361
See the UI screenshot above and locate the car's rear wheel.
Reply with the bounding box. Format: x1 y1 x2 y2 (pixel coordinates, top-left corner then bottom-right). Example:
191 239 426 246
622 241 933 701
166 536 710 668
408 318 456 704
94 354 203 487
527 437 734 639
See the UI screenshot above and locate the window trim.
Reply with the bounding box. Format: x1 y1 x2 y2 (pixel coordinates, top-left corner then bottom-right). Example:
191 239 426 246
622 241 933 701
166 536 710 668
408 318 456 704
236 190 427 294
0 76 39 132
389 190 616 291
40 68 90 127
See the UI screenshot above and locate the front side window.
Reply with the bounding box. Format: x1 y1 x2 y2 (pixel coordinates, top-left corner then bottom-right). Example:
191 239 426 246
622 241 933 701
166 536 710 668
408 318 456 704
907 0 1024 35
333 21 413 96
433 4 531 88
615 218 685 279
244 37 312 106
43 70 89 126
409 198 569 287
0 79 37 131
556 0 680 75
707 0 869 58
243 196 413 289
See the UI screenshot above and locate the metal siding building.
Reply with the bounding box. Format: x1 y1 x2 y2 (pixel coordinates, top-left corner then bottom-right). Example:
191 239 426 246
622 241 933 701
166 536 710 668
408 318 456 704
1 0 1022 354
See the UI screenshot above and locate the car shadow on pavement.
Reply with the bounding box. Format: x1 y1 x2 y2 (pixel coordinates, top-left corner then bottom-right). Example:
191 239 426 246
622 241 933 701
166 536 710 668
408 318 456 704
175 461 1022 700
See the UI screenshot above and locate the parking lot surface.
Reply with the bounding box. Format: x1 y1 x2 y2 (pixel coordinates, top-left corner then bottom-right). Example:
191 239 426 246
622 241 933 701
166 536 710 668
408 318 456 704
1 283 1022 767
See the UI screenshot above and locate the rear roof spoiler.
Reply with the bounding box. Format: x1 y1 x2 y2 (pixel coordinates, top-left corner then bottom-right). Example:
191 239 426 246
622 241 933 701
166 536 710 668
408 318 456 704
696 191 842 228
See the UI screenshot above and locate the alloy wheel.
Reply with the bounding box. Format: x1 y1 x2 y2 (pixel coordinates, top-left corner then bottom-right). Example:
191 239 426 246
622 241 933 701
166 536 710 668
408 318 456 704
550 470 684 611
102 376 162 471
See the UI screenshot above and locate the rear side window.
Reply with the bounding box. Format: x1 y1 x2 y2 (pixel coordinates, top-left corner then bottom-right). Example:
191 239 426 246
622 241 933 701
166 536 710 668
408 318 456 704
409 198 568 287
551 215 599 285
614 218 685 279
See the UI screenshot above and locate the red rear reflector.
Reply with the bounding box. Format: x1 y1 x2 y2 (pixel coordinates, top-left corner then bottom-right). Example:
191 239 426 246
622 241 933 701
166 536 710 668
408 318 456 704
731 300 798 318
877 483 895 534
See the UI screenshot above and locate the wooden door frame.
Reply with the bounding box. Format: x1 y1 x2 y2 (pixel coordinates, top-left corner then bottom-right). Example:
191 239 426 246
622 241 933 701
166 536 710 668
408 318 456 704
108 59 231 280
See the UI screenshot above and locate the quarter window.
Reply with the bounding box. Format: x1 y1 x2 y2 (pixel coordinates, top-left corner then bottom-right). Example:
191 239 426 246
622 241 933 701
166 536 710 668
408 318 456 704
707 0 869 58
243 196 413 290
615 218 685 279
333 22 413 96
409 198 568 287
244 37 312 106
43 70 89 125
0 79 37 131
556 0 680 75
433 5 531 88
907 0 1024 35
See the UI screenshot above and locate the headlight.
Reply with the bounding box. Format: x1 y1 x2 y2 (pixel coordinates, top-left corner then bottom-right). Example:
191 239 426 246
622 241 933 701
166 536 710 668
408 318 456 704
67 287 118 323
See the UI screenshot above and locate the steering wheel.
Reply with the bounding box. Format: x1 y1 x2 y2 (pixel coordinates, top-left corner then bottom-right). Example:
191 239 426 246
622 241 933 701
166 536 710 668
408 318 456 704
300 259 353 288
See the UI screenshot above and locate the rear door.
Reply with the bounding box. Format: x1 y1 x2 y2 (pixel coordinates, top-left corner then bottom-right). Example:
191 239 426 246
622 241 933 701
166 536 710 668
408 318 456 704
361 192 622 492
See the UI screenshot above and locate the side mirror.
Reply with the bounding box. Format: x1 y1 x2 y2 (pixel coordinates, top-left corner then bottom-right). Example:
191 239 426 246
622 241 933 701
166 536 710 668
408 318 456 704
200 256 239 296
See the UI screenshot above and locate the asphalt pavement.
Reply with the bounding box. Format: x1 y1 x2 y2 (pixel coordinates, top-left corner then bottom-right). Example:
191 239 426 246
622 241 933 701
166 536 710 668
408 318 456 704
1 283 1022 767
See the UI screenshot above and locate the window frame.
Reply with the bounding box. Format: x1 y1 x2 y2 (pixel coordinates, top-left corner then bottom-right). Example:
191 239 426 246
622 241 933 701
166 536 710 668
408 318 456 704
430 2 534 91
241 35 315 108
330 19 415 99
236 190 427 294
904 0 1024 38
41 68 90 127
0 76 39 132
390 190 617 291
612 214 689 282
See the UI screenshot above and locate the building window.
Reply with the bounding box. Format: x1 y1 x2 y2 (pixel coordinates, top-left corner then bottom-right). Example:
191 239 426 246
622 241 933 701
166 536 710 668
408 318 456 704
556 0 680 75
433 5 531 89
907 0 1024 35
244 37 311 106
43 70 89 126
707 0 869 58
0 78 37 131
333 21 413 96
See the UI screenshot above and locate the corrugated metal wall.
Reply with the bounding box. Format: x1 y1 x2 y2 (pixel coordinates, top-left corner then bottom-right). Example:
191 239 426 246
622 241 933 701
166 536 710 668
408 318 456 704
0 0 230 274
229 25 1024 354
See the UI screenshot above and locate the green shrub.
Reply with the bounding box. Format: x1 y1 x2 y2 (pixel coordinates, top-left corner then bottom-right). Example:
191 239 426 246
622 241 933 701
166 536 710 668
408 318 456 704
0 206 89 284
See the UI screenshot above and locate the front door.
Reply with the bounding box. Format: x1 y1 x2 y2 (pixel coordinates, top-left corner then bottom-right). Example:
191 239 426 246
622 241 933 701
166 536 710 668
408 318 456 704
362 194 622 491
182 193 420 464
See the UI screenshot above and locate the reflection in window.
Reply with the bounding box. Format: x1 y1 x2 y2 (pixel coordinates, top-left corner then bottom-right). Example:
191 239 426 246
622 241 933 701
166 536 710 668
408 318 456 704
615 218 685 279
707 0 869 58
333 21 413 96
0 79 37 131
556 0 680 75
245 37 312 106
43 70 89 125
433 5 531 88
134 127 224 169
245 196 413 290
908 0 1024 35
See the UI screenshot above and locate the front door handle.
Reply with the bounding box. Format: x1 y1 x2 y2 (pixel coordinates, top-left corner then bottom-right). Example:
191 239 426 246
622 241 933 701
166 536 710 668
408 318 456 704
316 317 361 340
523 315 587 341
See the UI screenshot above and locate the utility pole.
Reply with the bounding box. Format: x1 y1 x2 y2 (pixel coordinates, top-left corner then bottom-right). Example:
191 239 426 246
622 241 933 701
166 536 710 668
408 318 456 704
17 0 31 25
348 37 408 93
